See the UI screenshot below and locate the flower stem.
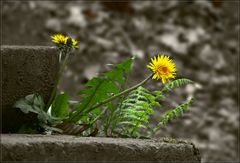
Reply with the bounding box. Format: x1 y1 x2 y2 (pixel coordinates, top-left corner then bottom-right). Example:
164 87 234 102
88 73 153 124
91 74 152 111
45 52 70 111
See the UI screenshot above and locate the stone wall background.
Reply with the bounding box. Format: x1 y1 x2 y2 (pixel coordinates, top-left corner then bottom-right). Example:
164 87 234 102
2 0 239 162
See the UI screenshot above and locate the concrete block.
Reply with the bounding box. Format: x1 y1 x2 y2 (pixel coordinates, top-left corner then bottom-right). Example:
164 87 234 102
1 134 201 162
0 46 59 132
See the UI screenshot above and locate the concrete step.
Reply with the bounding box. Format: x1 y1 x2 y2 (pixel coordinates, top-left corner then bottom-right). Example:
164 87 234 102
0 46 59 133
1 134 201 162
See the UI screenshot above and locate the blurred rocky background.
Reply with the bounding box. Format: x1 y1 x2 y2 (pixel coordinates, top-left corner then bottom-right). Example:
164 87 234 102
1 0 239 162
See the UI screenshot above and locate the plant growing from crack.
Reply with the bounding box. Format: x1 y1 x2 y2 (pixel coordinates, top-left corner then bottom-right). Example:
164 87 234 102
14 34 194 138
14 34 78 133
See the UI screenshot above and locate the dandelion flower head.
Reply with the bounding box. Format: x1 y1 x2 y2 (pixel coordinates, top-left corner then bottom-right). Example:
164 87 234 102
51 34 79 49
71 38 79 49
51 34 68 45
147 55 176 83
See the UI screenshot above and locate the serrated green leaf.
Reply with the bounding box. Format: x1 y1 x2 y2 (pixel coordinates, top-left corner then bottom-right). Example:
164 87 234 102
105 69 124 83
13 93 66 133
160 98 193 125
51 93 69 118
33 94 45 109
14 99 38 114
105 58 134 83
117 58 134 74
14 93 45 114
111 86 159 137
70 78 119 122
162 78 193 92
85 77 102 86
25 94 35 104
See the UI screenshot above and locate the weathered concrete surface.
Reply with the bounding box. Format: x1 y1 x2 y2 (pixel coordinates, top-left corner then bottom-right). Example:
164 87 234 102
0 46 59 133
1 134 201 162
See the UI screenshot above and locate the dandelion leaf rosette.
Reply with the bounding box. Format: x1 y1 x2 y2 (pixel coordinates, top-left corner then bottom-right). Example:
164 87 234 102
70 58 134 122
70 78 119 122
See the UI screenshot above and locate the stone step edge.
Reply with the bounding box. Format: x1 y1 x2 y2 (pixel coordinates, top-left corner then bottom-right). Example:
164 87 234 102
1 134 201 162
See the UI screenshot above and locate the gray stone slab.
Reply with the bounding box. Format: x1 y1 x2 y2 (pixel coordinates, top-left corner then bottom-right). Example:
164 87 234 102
1 134 201 162
0 46 59 132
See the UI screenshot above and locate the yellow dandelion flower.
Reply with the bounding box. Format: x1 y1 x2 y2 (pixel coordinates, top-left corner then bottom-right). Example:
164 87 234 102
147 55 176 83
71 38 79 49
51 34 68 45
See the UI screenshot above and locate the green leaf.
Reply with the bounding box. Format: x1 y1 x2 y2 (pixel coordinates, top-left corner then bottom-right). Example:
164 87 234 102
160 98 194 125
13 93 45 114
153 91 165 100
105 69 124 83
70 78 119 122
117 57 134 74
70 58 134 124
105 58 134 83
25 94 35 104
37 112 49 124
51 93 69 118
162 78 193 92
33 94 45 109
112 86 159 137
14 93 60 129
14 99 38 114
